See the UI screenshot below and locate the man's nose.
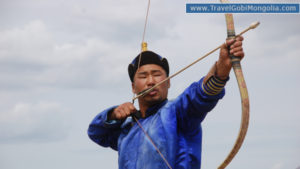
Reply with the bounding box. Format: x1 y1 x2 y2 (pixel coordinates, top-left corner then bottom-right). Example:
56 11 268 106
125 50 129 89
146 75 155 86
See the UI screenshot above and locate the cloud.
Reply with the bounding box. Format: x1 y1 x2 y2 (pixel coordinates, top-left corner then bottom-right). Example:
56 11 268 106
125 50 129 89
0 101 70 143
0 20 134 91
0 1 188 91
0 20 53 63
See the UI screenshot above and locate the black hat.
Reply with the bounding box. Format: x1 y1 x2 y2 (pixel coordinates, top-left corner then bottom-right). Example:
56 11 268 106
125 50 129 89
128 51 169 82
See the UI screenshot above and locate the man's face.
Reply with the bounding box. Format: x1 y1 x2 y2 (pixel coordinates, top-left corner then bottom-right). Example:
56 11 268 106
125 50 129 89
132 64 170 106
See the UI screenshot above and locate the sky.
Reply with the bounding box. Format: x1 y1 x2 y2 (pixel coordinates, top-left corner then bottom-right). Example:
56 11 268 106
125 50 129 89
0 0 299 169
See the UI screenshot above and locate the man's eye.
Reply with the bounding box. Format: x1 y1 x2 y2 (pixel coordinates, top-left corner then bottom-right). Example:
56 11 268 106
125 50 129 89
154 73 162 76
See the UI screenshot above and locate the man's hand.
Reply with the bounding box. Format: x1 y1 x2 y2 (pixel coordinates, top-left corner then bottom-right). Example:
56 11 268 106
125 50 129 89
108 102 137 121
216 36 245 80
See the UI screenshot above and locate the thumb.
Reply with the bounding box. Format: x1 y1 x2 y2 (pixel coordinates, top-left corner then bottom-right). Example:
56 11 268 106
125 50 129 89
220 38 235 60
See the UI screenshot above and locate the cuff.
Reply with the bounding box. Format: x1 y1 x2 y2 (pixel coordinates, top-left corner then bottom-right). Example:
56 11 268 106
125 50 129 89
202 62 229 96
202 76 228 96
103 106 122 128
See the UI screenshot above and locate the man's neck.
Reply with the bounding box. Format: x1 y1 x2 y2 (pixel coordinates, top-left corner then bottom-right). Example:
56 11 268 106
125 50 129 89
138 103 148 118
138 99 166 118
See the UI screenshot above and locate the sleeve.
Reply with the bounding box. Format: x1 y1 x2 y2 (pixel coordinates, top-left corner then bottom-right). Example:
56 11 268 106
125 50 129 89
87 106 121 151
174 64 229 133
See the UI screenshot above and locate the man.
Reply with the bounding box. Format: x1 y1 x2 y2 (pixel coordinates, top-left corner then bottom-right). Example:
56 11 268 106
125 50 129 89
88 36 245 169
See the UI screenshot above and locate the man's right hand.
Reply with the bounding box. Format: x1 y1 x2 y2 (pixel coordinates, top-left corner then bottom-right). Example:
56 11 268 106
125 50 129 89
108 102 137 121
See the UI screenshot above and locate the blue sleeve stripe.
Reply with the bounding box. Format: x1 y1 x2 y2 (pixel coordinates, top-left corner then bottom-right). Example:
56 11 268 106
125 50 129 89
211 77 226 87
212 76 225 83
206 82 221 93
202 76 226 95
207 80 223 90
202 83 218 95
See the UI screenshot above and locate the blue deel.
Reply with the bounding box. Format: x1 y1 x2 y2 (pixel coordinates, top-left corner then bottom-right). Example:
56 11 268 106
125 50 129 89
88 77 225 169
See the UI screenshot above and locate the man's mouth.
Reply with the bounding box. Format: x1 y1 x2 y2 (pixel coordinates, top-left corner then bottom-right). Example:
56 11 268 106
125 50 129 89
148 89 158 96
138 88 158 97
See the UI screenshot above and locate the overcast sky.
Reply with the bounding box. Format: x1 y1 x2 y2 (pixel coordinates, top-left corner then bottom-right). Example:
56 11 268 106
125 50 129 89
0 0 299 169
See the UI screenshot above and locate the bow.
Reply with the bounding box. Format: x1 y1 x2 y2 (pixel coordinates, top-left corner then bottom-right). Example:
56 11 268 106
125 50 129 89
218 0 250 168
132 1 257 168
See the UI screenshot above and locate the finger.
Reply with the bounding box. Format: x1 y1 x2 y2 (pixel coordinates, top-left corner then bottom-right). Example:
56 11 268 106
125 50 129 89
230 46 243 54
115 110 122 119
120 112 127 119
128 103 137 112
230 41 243 49
225 38 235 47
122 103 136 116
235 35 244 41
123 106 132 117
114 106 125 119
232 51 245 59
121 106 130 118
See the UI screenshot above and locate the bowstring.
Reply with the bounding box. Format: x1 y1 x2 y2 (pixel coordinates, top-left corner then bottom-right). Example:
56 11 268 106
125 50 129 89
132 116 173 169
132 0 150 104
132 0 173 168
137 0 151 69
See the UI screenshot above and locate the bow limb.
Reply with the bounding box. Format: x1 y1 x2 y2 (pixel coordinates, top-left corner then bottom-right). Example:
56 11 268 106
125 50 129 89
218 1 250 169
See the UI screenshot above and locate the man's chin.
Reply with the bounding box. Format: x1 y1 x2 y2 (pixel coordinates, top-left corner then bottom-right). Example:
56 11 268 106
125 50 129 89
144 96 163 105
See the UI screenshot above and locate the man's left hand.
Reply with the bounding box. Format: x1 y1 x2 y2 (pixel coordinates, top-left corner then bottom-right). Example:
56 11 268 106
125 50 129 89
216 36 245 80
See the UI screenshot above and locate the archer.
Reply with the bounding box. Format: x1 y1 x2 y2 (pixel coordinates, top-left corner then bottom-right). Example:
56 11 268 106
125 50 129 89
87 35 245 169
